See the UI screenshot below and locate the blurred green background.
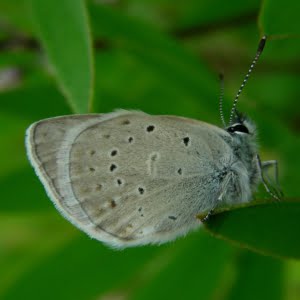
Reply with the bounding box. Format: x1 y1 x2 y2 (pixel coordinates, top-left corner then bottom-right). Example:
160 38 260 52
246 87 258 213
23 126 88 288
1 0 300 299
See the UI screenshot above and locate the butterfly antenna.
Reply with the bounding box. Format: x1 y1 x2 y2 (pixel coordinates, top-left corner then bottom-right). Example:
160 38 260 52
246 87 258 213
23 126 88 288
218 73 226 127
229 36 267 125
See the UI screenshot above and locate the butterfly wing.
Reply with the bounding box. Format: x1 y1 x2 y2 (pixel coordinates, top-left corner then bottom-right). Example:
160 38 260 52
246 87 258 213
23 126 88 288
26 110 232 248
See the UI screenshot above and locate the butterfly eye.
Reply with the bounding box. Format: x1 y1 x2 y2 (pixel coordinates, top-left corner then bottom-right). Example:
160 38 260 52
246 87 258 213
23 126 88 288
227 124 249 134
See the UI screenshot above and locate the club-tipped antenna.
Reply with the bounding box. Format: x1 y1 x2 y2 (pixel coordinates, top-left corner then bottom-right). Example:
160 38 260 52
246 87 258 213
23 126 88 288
218 73 226 127
229 36 267 125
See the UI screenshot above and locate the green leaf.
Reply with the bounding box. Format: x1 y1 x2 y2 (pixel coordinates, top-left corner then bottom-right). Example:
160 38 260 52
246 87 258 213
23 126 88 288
1 229 233 300
89 3 219 117
0 0 34 35
0 168 53 212
130 233 233 300
204 200 300 259
0 78 72 121
258 0 300 63
1 233 161 300
259 0 300 36
93 50 217 119
225 250 283 300
30 0 94 113
0 213 77 298
112 0 260 32
0 113 28 178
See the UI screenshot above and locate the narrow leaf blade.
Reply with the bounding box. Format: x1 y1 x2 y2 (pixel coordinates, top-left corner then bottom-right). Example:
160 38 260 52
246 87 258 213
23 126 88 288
30 0 94 113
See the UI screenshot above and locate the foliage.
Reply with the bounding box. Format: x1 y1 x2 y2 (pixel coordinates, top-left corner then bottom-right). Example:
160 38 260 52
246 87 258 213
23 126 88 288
0 0 300 299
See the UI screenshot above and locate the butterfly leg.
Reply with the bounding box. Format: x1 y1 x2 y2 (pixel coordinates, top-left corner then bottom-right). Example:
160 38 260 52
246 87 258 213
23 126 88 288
261 160 279 187
256 155 283 200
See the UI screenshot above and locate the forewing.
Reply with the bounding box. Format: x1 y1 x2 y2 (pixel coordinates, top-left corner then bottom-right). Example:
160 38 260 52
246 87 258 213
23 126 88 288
26 110 230 248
